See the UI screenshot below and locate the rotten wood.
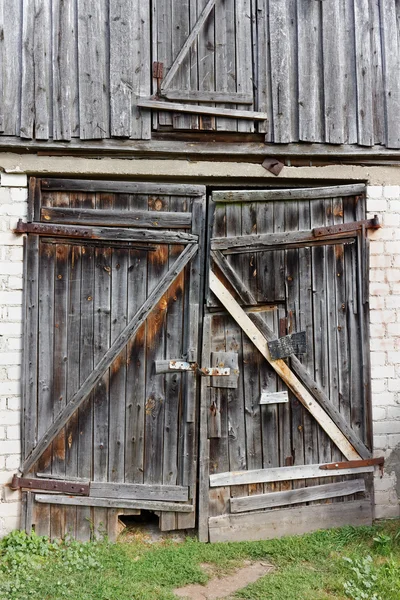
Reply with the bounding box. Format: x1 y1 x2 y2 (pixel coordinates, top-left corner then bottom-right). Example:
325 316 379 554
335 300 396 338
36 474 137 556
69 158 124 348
138 99 268 121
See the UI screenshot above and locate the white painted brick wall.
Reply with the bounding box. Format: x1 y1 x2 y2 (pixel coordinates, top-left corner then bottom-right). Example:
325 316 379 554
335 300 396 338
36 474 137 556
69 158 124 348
0 173 27 537
367 185 400 520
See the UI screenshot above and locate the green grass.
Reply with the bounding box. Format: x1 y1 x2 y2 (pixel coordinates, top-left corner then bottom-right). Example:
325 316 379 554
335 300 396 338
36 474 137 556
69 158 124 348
0 521 399 600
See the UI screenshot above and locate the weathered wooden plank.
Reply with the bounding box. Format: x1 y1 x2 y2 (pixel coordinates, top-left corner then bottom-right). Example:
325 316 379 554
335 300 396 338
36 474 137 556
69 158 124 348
354 0 374 146
297 0 323 142
24 221 197 245
110 0 133 137
131 0 151 139
163 90 253 104
41 207 192 229
20 0 35 139
209 272 361 460
212 185 366 203
77 0 109 139
41 179 206 197
33 0 51 139
322 1 345 143
92 194 112 536
230 479 366 513
0 1 3 132
3 0 22 135
370 0 385 144
214 0 237 132
210 463 374 487
138 99 268 121
380 0 400 148
342 0 358 144
161 0 218 92
35 495 193 512
198 315 211 542
212 229 325 251
52 0 78 140
90 482 189 501
23 243 199 475
269 0 293 142
125 194 148 485
236 0 254 133
170 0 191 129
209 500 372 542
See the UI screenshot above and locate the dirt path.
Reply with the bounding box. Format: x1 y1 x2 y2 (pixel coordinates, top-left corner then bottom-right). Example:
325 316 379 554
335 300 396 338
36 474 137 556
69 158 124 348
174 561 274 600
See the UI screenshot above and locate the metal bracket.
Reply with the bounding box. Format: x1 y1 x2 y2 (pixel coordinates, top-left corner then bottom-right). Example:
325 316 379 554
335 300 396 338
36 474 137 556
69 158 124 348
313 216 380 238
10 474 90 495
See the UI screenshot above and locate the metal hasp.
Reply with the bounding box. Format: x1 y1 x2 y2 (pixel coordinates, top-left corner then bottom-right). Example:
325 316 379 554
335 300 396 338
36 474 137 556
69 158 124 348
154 360 231 376
268 331 307 360
10 474 90 495
313 216 380 238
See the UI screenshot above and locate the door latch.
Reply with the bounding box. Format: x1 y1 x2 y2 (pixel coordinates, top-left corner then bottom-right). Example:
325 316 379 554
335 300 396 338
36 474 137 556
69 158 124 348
154 360 230 377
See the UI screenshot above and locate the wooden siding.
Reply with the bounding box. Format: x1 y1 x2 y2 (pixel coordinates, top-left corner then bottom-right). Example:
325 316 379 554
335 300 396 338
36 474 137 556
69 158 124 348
0 0 399 147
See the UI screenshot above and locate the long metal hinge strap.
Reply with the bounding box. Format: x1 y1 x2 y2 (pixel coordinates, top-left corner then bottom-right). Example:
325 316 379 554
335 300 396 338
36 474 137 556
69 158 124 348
319 457 384 470
22 243 199 475
10 474 90 495
313 216 380 238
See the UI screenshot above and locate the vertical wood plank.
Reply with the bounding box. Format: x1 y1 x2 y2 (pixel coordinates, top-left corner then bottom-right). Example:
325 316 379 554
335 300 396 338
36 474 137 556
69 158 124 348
77 0 109 139
370 0 385 144
197 0 216 130
109 194 128 486
354 0 374 146
92 194 112 538
52 0 78 140
215 0 236 131
297 0 323 142
77 194 95 540
254 0 272 138
322 1 345 144
20 0 35 139
380 0 400 148
3 0 22 135
157 0 173 126
171 0 191 129
236 0 254 133
0 1 4 132
125 195 148 485
198 314 211 541
131 0 151 139
110 1 133 137
341 0 358 144
33 0 51 139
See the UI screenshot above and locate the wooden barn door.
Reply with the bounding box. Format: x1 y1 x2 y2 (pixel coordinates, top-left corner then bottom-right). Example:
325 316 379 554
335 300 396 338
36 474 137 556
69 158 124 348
199 184 380 543
18 178 206 540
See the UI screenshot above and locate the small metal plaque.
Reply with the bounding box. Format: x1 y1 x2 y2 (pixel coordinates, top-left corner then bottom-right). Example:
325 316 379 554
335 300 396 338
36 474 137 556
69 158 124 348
267 331 307 360
259 391 289 405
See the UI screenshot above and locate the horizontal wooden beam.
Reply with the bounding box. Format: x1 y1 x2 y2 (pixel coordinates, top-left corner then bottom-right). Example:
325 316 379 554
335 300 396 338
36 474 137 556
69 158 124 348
90 482 188 501
41 178 206 196
15 220 197 245
209 501 372 543
22 243 199 475
35 494 193 513
210 463 374 487
211 229 356 251
161 90 254 104
230 479 366 513
212 184 366 203
1 136 400 158
138 99 268 121
209 272 361 461
41 207 192 229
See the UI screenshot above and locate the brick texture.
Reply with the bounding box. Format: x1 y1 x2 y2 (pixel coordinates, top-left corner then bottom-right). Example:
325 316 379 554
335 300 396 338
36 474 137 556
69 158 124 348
368 185 400 520
0 175 26 538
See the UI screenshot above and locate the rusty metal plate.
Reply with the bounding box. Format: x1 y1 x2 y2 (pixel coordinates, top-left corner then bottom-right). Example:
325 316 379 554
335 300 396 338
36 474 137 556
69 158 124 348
268 331 307 360
11 475 90 495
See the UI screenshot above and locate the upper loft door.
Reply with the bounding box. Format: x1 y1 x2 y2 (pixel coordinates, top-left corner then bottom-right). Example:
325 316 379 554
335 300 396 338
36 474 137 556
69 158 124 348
150 0 261 132
18 178 206 541
199 184 378 543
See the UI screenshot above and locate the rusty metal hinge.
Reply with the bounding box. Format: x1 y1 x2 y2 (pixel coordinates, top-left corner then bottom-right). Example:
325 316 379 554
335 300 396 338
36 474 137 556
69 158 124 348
14 220 92 239
10 474 90 495
313 216 380 238
319 457 384 471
